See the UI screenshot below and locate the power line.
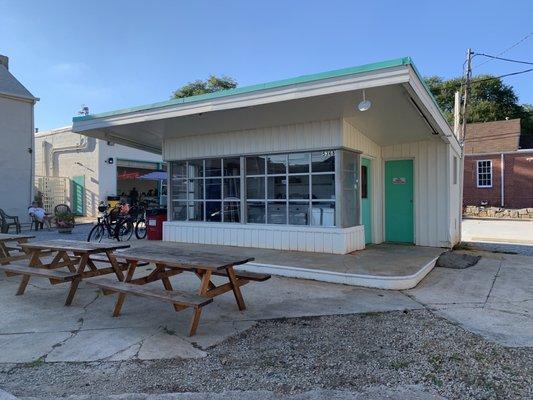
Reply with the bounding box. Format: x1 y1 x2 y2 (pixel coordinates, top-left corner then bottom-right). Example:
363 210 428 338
470 67 533 84
475 32 533 67
474 53 533 66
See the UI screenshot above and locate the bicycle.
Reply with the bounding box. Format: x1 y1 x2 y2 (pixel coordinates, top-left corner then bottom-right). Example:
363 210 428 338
87 203 123 242
130 203 147 239
115 213 134 241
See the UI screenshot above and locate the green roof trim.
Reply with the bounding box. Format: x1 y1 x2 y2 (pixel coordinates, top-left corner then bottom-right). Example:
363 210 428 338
73 57 414 122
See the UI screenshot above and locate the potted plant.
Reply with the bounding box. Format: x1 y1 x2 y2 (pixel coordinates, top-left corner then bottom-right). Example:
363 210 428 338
55 211 75 233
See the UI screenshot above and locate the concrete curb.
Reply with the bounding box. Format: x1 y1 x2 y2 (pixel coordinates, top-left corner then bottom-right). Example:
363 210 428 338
238 256 439 290
0 388 18 400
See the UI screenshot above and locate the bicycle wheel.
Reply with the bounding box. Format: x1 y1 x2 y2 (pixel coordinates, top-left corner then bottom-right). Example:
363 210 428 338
116 219 134 241
87 224 105 242
135 218 147 239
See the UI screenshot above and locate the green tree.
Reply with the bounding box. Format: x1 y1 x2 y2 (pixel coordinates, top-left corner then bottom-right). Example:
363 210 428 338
172 75 237 99
425 75 529 131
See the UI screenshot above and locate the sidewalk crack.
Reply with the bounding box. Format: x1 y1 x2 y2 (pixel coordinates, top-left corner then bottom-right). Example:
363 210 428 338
483 261 502 308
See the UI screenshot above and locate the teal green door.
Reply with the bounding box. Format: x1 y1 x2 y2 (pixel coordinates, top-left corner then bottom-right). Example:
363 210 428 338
361 158 372 244
385 160 414 243
71 176 85 216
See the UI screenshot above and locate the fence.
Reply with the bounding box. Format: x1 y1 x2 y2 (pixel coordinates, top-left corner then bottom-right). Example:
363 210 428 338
35 176 70 213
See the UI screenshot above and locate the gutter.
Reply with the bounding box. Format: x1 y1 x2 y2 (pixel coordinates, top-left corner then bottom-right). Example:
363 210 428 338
501 153 505 207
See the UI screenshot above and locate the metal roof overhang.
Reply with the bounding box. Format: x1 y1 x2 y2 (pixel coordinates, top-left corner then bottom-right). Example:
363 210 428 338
72 60 460 156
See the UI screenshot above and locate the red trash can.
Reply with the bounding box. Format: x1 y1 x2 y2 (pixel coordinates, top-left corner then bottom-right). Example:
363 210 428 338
146 209 167 240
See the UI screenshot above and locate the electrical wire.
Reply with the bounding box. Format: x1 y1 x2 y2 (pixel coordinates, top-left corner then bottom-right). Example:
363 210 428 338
474 53 533 66
470 67 533 84
475 32 533 67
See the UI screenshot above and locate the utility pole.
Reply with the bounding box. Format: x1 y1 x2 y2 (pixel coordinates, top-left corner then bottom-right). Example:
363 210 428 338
460 48 473 144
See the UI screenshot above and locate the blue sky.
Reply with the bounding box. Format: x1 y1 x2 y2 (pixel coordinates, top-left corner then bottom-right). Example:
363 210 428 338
1 0 532 131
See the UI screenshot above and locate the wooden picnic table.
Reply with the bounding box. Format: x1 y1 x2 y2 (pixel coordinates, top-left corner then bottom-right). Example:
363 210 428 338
87 245 270 336
1 239 130 306
0 233 35 264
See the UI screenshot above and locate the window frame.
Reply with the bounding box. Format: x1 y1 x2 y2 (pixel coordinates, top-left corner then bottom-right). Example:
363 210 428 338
170 149 342 227
476 159 493 188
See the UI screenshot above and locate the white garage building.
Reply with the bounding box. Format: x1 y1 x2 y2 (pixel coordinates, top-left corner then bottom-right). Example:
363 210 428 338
35 126 164 216
72 57 462 254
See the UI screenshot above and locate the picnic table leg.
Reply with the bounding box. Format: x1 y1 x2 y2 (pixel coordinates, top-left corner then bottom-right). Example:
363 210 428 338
227 266 246 311
62 253 89 306
16 275 31 295
0 242 9 264
156 263 183 313
65 276 81 306
106 250 125 281
188 270 213 337
113 260 138 317
189 307 202 337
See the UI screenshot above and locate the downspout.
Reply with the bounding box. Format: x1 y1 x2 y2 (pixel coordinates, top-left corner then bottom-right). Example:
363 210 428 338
500 153 504 207
50 136 96 176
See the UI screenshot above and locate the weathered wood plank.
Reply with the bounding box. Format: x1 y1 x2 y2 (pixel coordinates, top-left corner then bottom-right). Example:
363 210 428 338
0 263 79 281
118 246 254 271
20 240 129 254
0 234 35 242
213 269 270 282
87 277 213 307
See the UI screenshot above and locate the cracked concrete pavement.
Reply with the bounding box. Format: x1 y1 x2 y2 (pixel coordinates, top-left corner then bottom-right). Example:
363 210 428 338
406 250 533 347
0 268 421 363
0 246 531 365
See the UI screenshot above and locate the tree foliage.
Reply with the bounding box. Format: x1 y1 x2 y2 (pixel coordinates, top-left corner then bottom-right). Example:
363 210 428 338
172 75 237 99
425 75 529 127
425 75 533 136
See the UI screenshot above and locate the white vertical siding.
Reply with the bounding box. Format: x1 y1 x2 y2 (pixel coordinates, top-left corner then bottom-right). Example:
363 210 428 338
343 119 455 248
163 119 342 160
382 139 452 247
342 121 384 244
448 145 462 246
163 222 365 254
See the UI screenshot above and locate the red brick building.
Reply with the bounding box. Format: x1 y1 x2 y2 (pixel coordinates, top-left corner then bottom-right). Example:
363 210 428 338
463 119 533 208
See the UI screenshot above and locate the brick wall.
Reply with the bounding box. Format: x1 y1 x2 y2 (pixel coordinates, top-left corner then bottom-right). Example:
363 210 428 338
464 151 533 208
464 154 502 207
504 153 533 208
465 119 521 154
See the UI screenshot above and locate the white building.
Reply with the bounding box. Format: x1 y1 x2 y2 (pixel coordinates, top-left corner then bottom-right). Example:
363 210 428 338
35 126 164 216
0 55 38 221
73 57 462 253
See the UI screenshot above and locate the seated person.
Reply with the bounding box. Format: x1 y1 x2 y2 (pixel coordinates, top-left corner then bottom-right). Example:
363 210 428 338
28 202 53 229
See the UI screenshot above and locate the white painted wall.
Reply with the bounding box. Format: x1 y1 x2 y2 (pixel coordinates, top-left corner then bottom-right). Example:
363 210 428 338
163 119 342 160
343 119 460 248
381 139 453 247
98 141 162 201
161 117 459 252
342 120 384 244
0 96 34 221
164 222 364 254
35 127 162 216
35 128 100 216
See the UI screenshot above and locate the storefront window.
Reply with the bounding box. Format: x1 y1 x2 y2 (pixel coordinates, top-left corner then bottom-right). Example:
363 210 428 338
170 150 359 227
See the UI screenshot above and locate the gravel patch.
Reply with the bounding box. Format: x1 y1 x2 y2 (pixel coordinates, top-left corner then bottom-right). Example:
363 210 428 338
1 310 531 399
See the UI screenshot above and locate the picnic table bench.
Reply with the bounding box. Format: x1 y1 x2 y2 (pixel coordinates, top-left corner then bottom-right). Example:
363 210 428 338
87 246 270 336
0 233 35 264
0 239 130 305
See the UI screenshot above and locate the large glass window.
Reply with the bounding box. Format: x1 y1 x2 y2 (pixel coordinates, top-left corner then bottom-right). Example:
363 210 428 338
244 151 336 226
170 158 241 222
170 150 356 227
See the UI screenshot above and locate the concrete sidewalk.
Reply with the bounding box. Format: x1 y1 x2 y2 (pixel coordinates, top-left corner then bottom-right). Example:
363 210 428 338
462 218 533 245
0 247 531 365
